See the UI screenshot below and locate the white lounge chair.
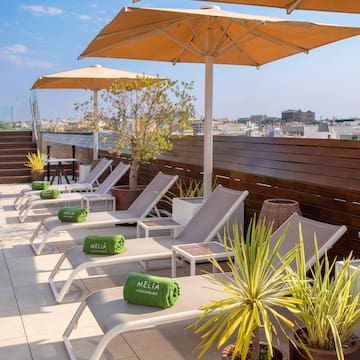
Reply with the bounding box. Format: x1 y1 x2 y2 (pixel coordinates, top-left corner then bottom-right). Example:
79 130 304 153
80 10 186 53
18 162 129 223
49 185 249 303
14 157 113 209
29 171 179 255
62 213 347 360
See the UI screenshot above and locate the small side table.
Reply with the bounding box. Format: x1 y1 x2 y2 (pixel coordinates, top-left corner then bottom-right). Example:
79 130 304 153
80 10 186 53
172 242 230 277
137 218 183 238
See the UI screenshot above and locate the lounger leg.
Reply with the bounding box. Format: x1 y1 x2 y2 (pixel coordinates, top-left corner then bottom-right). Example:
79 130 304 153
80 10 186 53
29 222 50 255
14 188 27 209
18 201 33 223
63 297 119 360
18 195 31 211
49 251 92 303
15 196 26 210
63 300 89 360
90 327 121 360
48 252 69 303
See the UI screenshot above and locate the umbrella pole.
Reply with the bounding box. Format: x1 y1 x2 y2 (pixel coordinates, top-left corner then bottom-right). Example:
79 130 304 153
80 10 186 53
93 90 98 160
203 56 214 200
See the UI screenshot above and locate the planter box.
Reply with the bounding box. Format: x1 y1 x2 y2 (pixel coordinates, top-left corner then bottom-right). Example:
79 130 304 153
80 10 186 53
172 197 204 225
335 259 360 337
111 185 145 211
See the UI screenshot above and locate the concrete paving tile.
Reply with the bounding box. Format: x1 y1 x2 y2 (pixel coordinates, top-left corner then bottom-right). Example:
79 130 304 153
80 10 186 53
0 226 35 243
48 279 91 304
14 280 89 310
0 315 26 340
21 302 100 339
2 242 35 258
0 337 32 359
20 305 72 339
27 338 69 360
28 331 113 360
6 253 62 287
0 283 20 315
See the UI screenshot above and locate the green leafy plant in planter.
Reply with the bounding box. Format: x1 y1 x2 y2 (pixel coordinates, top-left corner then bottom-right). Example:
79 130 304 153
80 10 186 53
98 76 196 190
24 149 47 180
287 228 360 360
24 149 46 172
161 178 204 208
191 217 301 360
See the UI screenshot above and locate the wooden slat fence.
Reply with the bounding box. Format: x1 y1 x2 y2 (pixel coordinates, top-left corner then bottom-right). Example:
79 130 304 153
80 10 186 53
52 134 360 261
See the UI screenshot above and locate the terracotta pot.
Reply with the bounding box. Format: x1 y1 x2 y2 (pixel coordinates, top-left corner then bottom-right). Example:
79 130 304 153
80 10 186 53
259 198 301 231
111 185 145 210
222 343 283 360
31 170 45 181
289 328 360 360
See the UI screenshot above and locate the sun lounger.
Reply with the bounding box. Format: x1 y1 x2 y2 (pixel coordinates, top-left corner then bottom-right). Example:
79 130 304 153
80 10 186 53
18 161 129 223
48 185 249 303
29 171 179 255
62 213 347 360
14 158 113 209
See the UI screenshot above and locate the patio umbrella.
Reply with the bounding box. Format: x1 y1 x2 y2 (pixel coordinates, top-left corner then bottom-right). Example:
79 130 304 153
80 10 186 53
31 64 158 160
78 6 360 198
198 1 360 14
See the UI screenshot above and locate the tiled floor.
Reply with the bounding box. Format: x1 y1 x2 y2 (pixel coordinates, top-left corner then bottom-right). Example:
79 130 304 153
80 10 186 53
1 183 248 360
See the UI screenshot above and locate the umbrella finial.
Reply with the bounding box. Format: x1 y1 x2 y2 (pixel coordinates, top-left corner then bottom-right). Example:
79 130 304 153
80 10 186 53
91 64 102 68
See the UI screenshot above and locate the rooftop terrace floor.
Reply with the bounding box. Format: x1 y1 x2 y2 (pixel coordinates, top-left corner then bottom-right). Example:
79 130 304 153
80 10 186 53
0 183 290 360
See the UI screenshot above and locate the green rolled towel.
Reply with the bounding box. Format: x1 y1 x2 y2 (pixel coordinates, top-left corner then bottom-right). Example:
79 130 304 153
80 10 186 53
123 272 180 308
31 181 50 190
40 189 61 199
58 207 88 222
83 234 127 255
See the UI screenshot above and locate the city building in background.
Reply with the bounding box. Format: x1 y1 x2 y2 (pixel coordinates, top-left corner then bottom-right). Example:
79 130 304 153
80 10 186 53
281 109 315 124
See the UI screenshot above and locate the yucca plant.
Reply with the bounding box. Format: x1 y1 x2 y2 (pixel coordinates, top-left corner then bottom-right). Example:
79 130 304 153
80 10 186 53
191 217 301 360
287 226 360 360
24 149 46 172
161 178 204 208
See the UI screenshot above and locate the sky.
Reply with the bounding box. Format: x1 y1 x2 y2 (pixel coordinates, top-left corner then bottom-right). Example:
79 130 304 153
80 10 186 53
1 0 360 122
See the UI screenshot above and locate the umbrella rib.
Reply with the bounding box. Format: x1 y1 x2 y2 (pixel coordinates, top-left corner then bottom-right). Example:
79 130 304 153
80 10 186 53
159 17 206 63
287 0 304 14
96 16 187 41
211 18 233 56
187 16 209 55
215 22 263 66
80 17 189 59
250 27 309 54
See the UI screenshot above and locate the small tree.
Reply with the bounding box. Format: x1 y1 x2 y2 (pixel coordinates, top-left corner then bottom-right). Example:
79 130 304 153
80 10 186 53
77 76 196 190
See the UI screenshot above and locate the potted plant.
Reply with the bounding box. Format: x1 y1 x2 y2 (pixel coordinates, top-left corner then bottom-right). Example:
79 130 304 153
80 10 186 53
287 229 360 360
24 149 47 181
161 178 205 224
80 76 195 209
191 217 301 360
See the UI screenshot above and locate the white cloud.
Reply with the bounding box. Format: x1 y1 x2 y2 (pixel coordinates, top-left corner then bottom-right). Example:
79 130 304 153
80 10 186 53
25 59 56 68
0 44 55 69
21 5 63 16
5 44 27 54
79 14 91 20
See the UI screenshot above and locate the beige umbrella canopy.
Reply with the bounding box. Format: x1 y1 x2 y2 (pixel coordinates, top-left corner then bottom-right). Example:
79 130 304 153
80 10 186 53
79 6 360 198
31 64 158 160
198 0 360 14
